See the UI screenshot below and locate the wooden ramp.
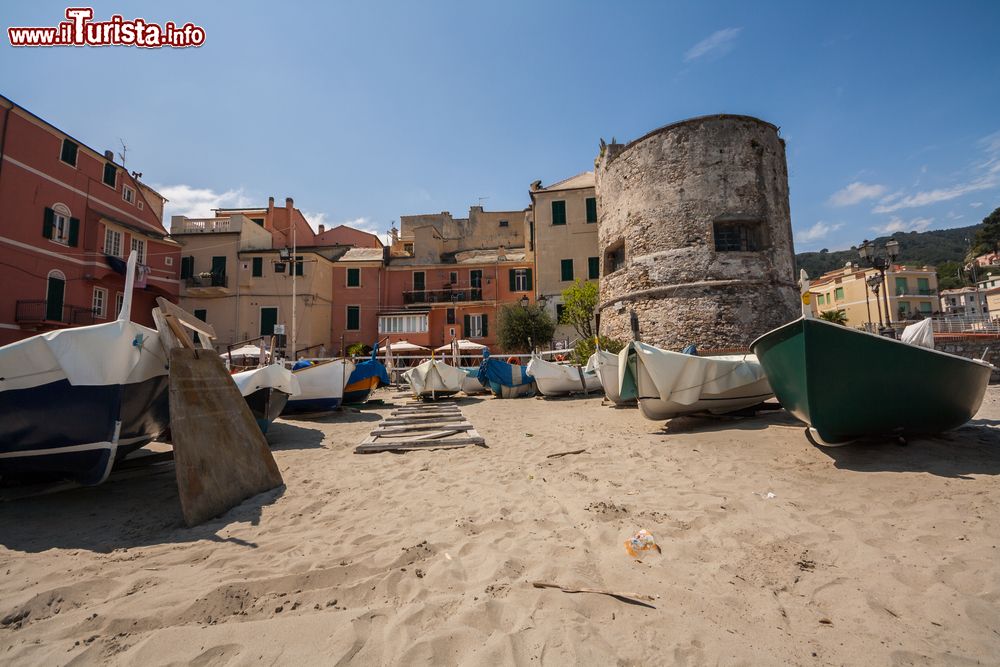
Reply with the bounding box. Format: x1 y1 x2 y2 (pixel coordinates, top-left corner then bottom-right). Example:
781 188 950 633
356 400 486 454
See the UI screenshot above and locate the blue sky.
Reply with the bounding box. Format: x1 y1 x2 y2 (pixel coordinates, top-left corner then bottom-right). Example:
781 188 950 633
2 1 998 252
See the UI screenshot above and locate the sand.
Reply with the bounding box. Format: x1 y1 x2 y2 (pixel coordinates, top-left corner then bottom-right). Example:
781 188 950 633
3 388 1000 665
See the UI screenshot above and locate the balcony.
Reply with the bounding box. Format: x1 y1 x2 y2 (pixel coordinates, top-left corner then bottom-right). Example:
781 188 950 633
403 287 483 305
184 273 229 295
15 300 96 327
174 217 234 233
898 288 937 296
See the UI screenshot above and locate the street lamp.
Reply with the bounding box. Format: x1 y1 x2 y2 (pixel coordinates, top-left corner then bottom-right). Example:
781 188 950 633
519 295 529 309
858 239 900 338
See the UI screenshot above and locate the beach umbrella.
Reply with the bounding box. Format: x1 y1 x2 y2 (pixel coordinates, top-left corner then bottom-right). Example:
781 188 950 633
433 339 487 352
385 340 429 353
222 344 264 358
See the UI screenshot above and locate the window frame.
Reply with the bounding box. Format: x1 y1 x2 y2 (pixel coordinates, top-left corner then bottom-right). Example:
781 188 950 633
115 291 125 318
585 197 597 223
92 286 107 319
131 236 146 264
103 162 117 189
588 256 599 280
122 184 135 205
514 268 528 292
713 218 768 252
560 258 574 282
551 200 567 226
59 139 78 168
104 227 123 257
346 305 361 331
347 267 361 288
49 205 71 246
252 257 263 277
468 313 484 338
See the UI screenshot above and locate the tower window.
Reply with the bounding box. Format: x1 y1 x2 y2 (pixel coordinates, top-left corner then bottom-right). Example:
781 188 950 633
713 217 766 252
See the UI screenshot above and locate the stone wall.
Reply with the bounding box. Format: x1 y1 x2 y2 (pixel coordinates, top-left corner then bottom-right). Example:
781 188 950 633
936 337 1000 382
595 114 799 349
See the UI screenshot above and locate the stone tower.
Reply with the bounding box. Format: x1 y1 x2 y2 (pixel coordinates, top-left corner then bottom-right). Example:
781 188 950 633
595 114 799 350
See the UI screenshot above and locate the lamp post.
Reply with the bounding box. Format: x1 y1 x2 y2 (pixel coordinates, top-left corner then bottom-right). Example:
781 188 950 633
858 238 900 337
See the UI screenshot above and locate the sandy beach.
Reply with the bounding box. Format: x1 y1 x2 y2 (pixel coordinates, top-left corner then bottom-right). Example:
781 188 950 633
3 388 1000 665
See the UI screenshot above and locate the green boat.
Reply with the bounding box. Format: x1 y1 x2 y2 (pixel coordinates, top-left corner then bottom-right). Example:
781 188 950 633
750 317 993 446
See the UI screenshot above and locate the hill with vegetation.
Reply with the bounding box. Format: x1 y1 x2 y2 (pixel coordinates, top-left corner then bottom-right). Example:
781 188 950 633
795 224 982 289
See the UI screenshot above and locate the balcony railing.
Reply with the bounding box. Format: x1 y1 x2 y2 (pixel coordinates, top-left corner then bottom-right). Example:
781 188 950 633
403 287 483 304
15 300 96 326
176 217 233 233
897 288 937 296
185 274 228 288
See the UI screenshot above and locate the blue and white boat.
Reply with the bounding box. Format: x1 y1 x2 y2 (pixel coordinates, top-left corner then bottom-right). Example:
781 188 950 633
476 351 536 398
232 364 299 432
0 251 170 486
283 358 354 413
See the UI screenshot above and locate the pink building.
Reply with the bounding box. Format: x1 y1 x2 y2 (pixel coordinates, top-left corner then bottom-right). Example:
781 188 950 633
0 95 180 346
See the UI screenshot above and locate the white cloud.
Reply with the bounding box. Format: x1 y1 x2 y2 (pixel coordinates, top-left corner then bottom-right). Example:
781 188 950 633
971 202 984 208
796 221 843 243
302 212 385 240
828 182 887 207
871 179 995 213
870 216 933 234
157 184 251 221
684 27 742 62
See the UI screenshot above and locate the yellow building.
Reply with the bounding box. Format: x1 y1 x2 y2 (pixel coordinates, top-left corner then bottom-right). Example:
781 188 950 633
528 172 599 341
811 263 939 328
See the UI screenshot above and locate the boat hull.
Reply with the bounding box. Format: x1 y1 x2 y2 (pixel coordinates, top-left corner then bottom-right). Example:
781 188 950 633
343 375 380 405
283 359 352 415
588 350 633 405
487 381 536 399
527 358 602 396
403 359 466 397
243 387 290 433
751 317 993 444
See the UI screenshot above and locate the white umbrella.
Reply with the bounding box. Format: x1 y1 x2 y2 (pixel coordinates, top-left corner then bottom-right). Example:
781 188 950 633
385 340 429 353
433 339 487 352
222 344 264 358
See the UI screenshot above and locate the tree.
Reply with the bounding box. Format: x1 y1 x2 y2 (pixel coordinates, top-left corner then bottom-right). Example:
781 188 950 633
818 309 848 325
496 303 556 352
560 279 599 339
346 342 371 357
971 206 1000 257
571 335 626 366
936 260 970 291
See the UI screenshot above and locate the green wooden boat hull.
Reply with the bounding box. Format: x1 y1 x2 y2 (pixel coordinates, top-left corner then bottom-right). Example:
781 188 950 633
750 318 992 445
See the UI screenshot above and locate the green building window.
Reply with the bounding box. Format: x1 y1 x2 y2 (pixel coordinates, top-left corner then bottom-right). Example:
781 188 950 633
180 256 194 279
251 218 264 227
919 301 932 313
252 257 263 277
103 163 116 187
347 267 360 287
60 139 78 167
817 293 825 305
585 197 597 223
917 277 930 294
895 277 908 295
551 200 566 225
560 259 574 281
588 256 599 280
294 256 304 276
346 306 360 330
834 287 844 300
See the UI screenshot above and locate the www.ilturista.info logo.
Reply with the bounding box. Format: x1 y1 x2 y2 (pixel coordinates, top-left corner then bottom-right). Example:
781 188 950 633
8 8 205 48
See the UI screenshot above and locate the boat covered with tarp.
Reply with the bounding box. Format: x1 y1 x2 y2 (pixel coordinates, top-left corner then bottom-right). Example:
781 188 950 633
0 251 169 485
527 356 601 396
477 351 536 398
403 358 465 397
284 358 354 413
232 364 299 432
343 344 391 404
587 349 633 405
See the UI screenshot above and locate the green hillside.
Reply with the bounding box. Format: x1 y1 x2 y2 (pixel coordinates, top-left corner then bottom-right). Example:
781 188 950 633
795 224 982 282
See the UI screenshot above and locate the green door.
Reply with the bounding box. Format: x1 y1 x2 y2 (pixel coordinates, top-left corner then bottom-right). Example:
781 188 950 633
46 275 65 321
260 307 278 336
211 256 227 286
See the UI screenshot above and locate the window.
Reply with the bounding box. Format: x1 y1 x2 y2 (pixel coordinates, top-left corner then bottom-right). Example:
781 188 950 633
378 314 428 334
449 271 458 285
470 270 482 288
103 162 117 188
403 242 414 254
252 257 263 277
138 200 144 211
895 277 908 295
131 237 146 264
588 257 599 280
122 184 135 204
605 240 625 275
92 287 107 319
447 308 455 324
510 268 532 292
274 261 286 274
919 301 932 313
817 293 825 305
194 308 207 322
347 267 360 287
44 205 76 246
465 313 488 338
713 218 766 252
104 228 123 257
294 256 304 276
551 200 566 225
499 219 509 227
898 302 912 317
180 255 194 279
834 287 844 301
251 218 264 227
917 277 930 294
346 306 360 330
556 304 565 322
560 259 574 281
115 292 125 318
586 197 597 223
260 307 278 336
164 256 173 266
60 139 78 167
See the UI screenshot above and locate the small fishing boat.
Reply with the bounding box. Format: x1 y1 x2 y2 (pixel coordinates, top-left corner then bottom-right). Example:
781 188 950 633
526 356 601 396
477 352 536 398
343 345 391 405
403 358 466 398
283 358 354 413
0 251 169 485
232 364 299 432
751 316 992 445
460 367 488 394
619 342 773 420
586 349 633 405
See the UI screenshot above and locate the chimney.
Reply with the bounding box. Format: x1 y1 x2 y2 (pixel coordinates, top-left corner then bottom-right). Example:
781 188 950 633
318 224 325 234
286 197 294 210
498 244 507 261
104 150 114 161
268 196 275 214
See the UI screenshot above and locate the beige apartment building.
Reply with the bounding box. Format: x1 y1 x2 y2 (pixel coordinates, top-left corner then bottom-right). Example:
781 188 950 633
811 263 940 328
528 172 599 341
171 213 336 356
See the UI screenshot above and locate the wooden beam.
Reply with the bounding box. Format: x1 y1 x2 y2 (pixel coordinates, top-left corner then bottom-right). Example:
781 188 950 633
155 297 217 340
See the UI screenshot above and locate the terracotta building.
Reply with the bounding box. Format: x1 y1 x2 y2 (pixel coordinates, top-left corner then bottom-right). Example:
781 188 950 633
0 95 180 346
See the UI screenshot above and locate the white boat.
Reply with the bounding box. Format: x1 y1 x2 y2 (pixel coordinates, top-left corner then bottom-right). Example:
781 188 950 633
526 356 601 396
586 349 634 405
283 358 354 413
460 367 488 394
619 342 773 420
232 364 299 432
403 359 466 397
0 251 169 485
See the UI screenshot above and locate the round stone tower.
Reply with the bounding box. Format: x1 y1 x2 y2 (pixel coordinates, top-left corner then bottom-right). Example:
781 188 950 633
595 114 799 350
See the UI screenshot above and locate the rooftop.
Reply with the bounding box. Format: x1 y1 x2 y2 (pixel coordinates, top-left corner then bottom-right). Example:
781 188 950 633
532 171 595 193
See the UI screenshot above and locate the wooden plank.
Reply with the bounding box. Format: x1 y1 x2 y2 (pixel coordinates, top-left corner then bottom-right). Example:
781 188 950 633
372 422 473 435
392 405 461 413
385 412 464 421
164 313 196 349
355 436 485 453
155 297 217 340
382 416 467 426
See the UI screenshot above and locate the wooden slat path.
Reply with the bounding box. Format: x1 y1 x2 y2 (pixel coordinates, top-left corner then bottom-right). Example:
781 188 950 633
356 401 486 454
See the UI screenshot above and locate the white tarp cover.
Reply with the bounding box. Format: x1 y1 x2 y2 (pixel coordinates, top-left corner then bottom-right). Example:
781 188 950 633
385 340 429 353
231 364 300 397
223 344 264 358
620 342 769 406
292 359 353 401
0 319 166 391
526 356 601 394
900 318 935 349
403 359 466 395
434 339 488 352
587 349 625 404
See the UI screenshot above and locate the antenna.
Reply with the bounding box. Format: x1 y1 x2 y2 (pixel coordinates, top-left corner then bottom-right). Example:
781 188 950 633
477 196 489 208
118 138 128 168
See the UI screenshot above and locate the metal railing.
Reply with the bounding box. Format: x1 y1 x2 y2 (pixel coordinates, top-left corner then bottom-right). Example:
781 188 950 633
403 287 483 304
15 300 96 326
931 316 1000 335
898 288 937 296
185 273 228 288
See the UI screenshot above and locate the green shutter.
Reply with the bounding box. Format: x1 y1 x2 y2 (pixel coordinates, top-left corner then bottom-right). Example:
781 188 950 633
463 314 471 337
252 257 263 277
586 197 597 223
509 268 516 291
561 259 573 281
481 314 488 337
68 217 80 247
43 207 54 239
348 268 360 287
588 257 599 279
552 200 566 225
347 306 360 330
525 268 532 291
181 256 194 279
103 163 116 187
